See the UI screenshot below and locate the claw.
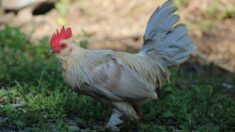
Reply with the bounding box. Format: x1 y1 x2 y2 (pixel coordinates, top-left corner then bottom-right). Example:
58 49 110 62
105 109 123 131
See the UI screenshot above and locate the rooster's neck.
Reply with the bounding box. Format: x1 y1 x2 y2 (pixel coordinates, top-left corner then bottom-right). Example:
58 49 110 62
56 45 87 65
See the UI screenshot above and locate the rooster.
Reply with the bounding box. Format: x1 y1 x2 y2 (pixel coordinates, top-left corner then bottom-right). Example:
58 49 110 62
49 0 196 130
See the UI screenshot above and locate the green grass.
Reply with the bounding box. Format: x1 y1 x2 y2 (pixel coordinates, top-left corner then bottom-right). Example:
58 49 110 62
0 26 235 131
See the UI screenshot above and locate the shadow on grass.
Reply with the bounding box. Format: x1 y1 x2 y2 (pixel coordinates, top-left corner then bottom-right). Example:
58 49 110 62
0 26 234 131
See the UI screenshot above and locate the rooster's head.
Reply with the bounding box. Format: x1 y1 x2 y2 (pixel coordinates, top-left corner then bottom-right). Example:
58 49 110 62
50 26 72 54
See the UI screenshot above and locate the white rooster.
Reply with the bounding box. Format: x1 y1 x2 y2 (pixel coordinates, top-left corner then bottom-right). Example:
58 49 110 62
49 0 196 130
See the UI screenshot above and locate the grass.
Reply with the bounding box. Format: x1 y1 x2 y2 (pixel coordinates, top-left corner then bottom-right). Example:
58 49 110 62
0 26 235 131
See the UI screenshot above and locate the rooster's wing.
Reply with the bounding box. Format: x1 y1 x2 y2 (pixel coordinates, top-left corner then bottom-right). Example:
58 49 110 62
85 55 158 102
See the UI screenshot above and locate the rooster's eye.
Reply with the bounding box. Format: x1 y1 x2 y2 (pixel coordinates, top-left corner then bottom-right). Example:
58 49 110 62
61 43 67 49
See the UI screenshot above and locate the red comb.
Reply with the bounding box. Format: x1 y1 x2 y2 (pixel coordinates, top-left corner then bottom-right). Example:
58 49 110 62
50 26 72 48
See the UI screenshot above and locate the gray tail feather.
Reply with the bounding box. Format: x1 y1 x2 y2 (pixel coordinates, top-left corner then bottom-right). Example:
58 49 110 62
139 0 196 67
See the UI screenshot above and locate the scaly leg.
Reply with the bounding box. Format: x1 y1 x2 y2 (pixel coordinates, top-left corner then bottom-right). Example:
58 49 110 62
113 102 140 121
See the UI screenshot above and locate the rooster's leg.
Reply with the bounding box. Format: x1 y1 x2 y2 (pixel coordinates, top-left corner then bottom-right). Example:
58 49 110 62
105 108 123 131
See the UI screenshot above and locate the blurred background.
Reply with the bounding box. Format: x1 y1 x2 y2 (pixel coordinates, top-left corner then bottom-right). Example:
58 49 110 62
1 0 235 71
0 0 235 131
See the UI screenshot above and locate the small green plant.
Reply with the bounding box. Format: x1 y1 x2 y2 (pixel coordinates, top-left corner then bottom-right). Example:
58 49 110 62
78 30 93 49
55 0 71 25
208 0 219 19
207 0 234 20
222 7 234 19
55 0 70 17
174 0 189 8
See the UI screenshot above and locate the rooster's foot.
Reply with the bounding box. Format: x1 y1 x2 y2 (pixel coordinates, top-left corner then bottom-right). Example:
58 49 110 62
105 109 123 131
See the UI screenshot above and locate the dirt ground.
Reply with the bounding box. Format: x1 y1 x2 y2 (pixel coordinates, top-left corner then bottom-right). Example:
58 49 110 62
1 0 235 72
